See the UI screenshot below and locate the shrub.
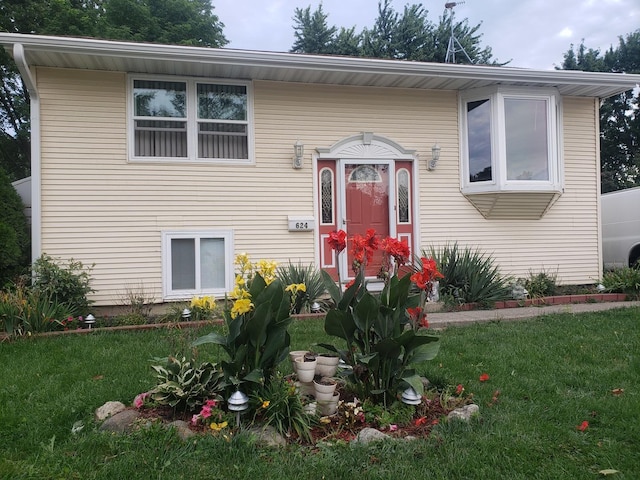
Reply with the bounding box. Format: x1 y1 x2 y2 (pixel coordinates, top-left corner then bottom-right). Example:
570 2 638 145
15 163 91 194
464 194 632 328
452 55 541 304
149 356 225 412
277 262 327 314
0 280 73 336
424 243 512 307
0 168 29 286
602 267 640 299
32 254 94 316
521 268 558 298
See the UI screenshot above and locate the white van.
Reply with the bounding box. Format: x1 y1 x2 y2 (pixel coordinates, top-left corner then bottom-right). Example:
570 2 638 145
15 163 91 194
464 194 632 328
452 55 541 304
601 186 640 268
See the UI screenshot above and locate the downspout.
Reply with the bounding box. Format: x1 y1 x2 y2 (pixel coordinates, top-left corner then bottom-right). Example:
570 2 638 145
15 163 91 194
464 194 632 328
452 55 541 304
12 44 41 264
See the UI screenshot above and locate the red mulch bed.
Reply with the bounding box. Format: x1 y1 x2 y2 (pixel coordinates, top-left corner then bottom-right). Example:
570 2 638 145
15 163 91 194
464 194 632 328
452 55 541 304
136 391 461 446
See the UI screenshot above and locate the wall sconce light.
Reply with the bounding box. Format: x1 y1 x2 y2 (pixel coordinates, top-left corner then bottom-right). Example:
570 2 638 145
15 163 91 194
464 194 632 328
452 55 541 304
293 140 304 169
429 143 441 171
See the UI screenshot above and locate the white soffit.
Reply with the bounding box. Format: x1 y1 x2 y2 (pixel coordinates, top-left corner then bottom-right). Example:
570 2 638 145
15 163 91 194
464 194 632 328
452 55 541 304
1 33 639 98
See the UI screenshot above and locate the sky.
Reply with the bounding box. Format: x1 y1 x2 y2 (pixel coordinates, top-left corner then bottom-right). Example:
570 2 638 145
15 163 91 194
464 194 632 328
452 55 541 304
212 0 639 70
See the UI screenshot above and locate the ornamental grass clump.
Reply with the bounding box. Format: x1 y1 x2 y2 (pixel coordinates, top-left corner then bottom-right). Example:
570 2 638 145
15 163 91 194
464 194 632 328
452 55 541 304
277 261 327 314
425 242 512 307
320 229 441 406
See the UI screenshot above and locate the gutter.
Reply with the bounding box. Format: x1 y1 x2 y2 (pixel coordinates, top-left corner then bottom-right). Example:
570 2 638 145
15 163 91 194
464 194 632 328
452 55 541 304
12 43 41 264
1 33 639 97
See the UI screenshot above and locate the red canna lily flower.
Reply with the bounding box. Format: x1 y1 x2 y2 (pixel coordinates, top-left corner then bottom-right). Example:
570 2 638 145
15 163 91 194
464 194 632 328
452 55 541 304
415 416 427 426
410 257 444 290
576 421 589 431
407 307 429 329
328 230 347 253
382 236 411 266
479 373 490 382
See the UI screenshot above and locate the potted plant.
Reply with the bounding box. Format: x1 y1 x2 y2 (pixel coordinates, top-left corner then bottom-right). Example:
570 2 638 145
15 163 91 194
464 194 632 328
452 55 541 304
315 353 340 377
313 376 337 399
295 354 317 383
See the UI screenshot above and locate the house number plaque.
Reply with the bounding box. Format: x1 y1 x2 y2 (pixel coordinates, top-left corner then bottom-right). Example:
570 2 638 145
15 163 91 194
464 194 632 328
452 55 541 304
288 216 315 232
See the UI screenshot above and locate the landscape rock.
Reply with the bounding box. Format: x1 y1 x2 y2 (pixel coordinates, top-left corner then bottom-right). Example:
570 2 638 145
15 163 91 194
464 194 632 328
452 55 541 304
168 420 196 440
99 409 142 433
353 427 390 444
95 401 127 421
447 404 479 422
248 425 287 447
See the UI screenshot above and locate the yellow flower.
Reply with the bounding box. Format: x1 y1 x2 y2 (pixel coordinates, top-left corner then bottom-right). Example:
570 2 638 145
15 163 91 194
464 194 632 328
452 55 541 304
230 286 251 300
190 295 215 310
285 283 307 295
261 400 270 409
231 298 254 319
235 253 252 275
210 421 228 432
256 259 278 284
234 274 246 287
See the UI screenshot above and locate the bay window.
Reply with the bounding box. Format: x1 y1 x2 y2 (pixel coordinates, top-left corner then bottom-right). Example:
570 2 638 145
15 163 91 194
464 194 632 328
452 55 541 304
459 87 563 219
460 86 562 192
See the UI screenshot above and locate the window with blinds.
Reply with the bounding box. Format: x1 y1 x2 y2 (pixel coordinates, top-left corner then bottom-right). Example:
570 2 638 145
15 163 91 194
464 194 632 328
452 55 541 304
131 77 252 163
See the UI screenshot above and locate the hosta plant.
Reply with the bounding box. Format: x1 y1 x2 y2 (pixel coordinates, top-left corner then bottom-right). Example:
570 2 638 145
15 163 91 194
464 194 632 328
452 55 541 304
149 356 224 412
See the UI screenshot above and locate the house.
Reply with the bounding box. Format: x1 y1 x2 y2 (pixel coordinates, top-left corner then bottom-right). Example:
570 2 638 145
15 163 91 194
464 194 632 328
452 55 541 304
2 33 639 307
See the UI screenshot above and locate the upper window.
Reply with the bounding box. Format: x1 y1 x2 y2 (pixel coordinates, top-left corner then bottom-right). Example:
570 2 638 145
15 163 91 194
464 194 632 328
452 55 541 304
162 230 234 300
130 76 253 163
460 87 562 193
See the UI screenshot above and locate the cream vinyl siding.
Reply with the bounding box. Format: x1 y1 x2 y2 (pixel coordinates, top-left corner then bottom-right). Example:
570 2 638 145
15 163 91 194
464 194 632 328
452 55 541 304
37 68 600 306
421 96 600 284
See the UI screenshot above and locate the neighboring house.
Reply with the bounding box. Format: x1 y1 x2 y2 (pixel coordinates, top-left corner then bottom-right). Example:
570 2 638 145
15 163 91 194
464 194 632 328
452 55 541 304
2 33 639 307
601 186 640 268
11 176 31 226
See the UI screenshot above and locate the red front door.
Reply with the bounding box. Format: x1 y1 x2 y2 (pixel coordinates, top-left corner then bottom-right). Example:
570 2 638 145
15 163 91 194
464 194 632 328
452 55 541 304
344 163 390 277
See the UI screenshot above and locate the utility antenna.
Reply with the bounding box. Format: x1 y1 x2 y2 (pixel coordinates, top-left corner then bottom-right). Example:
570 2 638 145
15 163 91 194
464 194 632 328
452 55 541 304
444 2 473 64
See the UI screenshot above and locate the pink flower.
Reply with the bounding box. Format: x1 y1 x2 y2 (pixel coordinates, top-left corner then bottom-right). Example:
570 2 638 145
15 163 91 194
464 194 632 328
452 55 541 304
133 392 150 409
389 424 398 432
456 384 464 395
577 421 589 432
191 414 200 426
200 405 212 419
479 373 490 382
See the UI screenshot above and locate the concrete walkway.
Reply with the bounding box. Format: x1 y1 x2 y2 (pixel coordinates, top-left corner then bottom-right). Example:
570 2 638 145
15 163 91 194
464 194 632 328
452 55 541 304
428 300 640 328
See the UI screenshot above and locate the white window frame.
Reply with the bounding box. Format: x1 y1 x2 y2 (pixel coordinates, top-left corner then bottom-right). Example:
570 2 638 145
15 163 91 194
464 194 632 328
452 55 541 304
459 86 563 194
128 74 255 164
162 230 234 300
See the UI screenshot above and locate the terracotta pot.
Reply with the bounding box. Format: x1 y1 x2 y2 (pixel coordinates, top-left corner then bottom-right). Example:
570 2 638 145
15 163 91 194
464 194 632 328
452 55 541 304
295 357 317 383
315 354 340 377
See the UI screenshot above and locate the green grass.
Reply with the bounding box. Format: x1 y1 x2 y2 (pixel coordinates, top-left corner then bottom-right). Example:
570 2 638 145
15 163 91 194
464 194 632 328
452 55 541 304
1 309 639 479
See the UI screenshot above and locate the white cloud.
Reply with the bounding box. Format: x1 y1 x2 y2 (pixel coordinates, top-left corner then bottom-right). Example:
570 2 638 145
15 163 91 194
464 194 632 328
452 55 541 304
558 27 573 38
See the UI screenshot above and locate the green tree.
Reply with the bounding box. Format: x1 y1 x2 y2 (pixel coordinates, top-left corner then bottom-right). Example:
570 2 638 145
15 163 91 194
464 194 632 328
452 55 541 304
290 1 494 64
0 167 29 285
0 0 228 181
560 30 640 192
291 4 337 54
